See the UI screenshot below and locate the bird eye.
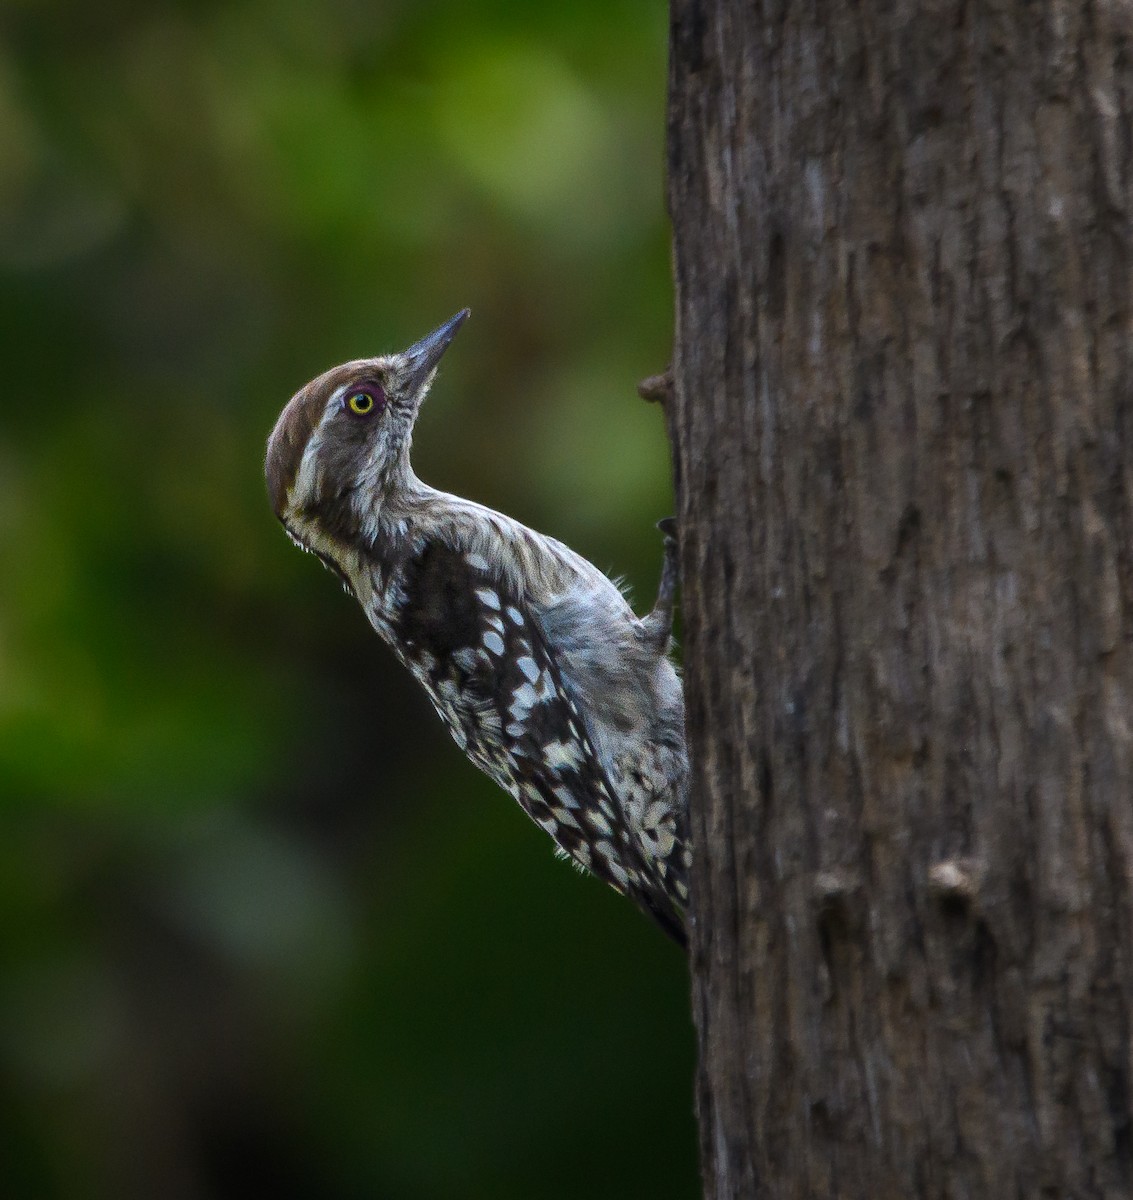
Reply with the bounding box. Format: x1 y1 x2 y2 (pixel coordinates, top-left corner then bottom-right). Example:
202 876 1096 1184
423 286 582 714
345 386 384 417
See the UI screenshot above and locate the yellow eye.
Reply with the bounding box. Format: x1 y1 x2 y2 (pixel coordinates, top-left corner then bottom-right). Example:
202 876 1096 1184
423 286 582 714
342 382 386 418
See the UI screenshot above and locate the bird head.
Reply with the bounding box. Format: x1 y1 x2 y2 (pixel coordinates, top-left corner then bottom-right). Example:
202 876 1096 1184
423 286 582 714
265 309 469 547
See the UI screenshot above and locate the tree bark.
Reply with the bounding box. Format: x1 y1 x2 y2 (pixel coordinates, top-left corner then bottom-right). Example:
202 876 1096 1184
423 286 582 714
667 3 1133 1197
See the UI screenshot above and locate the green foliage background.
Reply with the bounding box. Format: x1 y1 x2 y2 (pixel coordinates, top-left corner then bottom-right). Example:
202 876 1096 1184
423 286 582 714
0 1 695 1196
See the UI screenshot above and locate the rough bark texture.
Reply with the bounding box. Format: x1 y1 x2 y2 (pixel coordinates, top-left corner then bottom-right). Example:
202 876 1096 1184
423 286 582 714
667 3 1133 1197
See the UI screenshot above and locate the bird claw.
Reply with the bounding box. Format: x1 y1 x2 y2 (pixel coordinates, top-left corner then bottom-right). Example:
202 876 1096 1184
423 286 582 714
641 518 680 653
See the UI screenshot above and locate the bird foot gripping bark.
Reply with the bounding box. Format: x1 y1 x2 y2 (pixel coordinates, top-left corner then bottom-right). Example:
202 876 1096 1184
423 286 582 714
640 518 679 654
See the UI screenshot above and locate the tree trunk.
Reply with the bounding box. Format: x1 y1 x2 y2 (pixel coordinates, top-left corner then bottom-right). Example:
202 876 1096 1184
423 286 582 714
666 3 1133 1197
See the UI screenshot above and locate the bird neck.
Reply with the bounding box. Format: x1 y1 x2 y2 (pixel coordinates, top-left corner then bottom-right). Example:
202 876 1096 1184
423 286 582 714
350 462 439 555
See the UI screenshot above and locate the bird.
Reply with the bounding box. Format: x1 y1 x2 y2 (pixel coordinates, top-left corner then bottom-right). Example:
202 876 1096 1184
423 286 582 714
265 310 690 944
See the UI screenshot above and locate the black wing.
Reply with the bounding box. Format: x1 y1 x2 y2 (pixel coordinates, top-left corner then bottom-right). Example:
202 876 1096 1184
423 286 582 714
392 539 686 946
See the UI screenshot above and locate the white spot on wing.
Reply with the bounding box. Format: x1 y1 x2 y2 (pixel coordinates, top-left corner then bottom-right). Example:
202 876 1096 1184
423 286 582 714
542 738 584 771
652 829 676 858
644 802 670 828
516 656 540 682
509 682 539 715
475 587 500 610
552 785 579 810
588 810 612 836
483 631 505 655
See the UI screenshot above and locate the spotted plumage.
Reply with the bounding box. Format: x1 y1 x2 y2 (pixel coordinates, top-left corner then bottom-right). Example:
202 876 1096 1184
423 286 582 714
265 311 690 944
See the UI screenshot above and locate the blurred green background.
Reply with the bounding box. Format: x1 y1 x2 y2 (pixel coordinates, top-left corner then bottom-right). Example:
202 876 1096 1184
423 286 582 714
0 1 694 1197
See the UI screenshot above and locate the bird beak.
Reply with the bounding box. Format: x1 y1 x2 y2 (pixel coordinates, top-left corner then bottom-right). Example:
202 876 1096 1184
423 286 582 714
401 309 470 396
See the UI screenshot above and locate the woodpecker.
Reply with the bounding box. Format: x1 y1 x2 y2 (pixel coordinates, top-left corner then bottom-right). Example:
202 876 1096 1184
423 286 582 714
265 311 690 944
